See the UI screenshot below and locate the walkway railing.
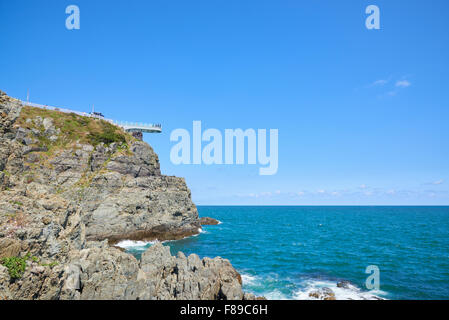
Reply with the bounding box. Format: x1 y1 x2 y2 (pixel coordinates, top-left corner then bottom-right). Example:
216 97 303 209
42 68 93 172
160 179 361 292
114 121 162 133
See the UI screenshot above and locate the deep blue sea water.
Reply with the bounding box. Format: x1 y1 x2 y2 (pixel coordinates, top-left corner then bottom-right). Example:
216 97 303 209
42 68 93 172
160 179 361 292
121 206 449 300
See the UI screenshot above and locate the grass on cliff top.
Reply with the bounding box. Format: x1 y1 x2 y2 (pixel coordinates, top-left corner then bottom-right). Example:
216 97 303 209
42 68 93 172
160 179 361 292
16 106 134 150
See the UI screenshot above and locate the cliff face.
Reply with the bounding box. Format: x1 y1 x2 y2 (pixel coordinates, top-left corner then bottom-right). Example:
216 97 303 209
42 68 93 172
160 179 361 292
1 92 199 243
0 91 251 300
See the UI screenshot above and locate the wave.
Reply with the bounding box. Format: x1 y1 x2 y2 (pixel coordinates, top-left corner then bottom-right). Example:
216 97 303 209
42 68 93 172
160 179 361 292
240 271 387 300
293 279 387 300
263 290 290 300
240 272 290 300
115 240 157 251
117 228 207 251
241 273 258 286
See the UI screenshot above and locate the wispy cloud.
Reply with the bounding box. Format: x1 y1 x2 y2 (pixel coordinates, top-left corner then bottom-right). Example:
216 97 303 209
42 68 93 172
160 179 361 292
237 183 447 202
395 80 411 88
422 179 444 186
368 76 412 98
369 79 389 87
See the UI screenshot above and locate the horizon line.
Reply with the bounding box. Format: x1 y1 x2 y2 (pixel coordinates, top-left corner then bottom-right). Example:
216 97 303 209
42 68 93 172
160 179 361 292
195 204 449 207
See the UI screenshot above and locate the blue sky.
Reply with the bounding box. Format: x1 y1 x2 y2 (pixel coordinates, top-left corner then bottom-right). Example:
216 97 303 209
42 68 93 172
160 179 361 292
1 0 448 205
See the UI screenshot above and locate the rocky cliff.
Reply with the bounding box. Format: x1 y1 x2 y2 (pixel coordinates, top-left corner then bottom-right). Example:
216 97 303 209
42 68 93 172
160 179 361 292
0 90 251 300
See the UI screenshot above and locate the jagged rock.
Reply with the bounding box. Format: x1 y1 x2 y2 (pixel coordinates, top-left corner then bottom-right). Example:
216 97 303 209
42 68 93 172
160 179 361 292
15 127 27 142
0 238 25 259
138 243 243 300
3 262 67 300
0 265 12 300
64 247 141 300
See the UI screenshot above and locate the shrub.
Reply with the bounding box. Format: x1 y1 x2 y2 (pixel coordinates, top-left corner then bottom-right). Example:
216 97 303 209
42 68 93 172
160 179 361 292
1 256 28 280
87 126 126 146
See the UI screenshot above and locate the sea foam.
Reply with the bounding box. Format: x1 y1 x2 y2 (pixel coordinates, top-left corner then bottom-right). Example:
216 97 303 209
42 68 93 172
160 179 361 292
115 240 157 250
292 279 386 300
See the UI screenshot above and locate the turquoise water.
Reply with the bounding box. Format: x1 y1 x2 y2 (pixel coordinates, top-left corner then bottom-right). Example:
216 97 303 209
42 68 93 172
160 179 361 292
122 206 449 300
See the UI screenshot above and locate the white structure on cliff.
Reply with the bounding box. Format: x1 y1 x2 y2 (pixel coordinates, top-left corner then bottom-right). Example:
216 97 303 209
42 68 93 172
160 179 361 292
21 101 162 134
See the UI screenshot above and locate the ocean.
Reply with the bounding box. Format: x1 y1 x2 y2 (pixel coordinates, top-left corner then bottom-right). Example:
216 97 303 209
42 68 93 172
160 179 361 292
119 206 449 300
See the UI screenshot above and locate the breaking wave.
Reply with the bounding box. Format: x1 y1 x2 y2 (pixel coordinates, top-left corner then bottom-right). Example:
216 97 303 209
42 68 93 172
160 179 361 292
240 272 387 300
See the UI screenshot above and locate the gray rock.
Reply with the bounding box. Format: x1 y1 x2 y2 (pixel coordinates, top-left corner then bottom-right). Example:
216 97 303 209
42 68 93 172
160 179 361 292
138 243 244 300
15 127 27 142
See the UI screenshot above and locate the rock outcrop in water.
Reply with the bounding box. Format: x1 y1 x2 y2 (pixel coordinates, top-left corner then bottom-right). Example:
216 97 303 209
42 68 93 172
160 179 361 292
0 90 249 300
199 217 220 226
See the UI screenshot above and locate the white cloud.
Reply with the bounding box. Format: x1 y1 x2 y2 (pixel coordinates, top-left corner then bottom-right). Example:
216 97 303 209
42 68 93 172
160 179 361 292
359 184 368 189
395 80 411 88
371 79 389 86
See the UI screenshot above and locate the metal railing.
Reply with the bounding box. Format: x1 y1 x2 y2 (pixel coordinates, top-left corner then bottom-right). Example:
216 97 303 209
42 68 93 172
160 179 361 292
114 121 162 128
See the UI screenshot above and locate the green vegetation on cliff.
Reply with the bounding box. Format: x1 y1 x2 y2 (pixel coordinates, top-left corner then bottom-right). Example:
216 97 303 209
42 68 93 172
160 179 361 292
15 106 133 151
1 255 28 279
